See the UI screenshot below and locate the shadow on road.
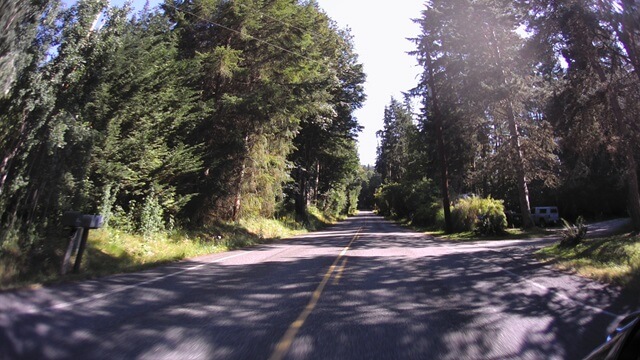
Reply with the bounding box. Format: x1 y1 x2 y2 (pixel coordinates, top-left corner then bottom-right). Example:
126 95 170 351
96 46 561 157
1 212 638 359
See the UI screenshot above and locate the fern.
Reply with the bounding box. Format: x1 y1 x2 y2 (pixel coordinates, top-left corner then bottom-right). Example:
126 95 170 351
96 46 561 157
559 216 588 247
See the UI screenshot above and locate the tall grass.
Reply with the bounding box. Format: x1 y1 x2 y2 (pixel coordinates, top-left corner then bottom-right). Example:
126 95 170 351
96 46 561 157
1 209 335 291
537 234 640 289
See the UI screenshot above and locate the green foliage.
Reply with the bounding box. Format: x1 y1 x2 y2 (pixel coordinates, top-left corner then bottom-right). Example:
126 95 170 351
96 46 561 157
0 0 41 96
89 9 204 232
451 196 507 235
1 212 334 290
0 0 366 283
413 201 445 228
374 178 441 226
559 216 588 247
413 0 559 228
374 183 403 218
537 234 640 289
139 191 165 238
165 0 365 223
358 165 382 210
373 97 445 227
524 0 640 229
285 21 366 221
98 183 117 228
376 98 416 183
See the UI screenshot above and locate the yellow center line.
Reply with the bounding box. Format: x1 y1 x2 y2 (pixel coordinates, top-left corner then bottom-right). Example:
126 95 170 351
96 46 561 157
268 227 362 360
332 257 349 285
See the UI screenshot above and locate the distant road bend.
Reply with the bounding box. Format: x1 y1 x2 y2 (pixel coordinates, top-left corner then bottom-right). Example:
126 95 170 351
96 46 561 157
1 211 636 359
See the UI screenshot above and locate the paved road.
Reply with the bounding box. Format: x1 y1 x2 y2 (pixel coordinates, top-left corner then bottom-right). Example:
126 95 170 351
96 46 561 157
1 212 638 359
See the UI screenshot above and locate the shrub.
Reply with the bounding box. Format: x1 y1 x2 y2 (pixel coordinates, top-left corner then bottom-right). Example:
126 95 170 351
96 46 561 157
559 216 588 247
322 187 348 218
374 183 404 217
412 201 443 227
451 196 507 235
139 192 165 238
374 178 440 225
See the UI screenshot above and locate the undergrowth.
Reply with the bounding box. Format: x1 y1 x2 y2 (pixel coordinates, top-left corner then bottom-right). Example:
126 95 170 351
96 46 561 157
0 208 335 291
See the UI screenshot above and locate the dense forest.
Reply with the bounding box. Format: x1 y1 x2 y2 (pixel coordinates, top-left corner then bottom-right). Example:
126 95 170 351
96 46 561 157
2 0 640 282
373 0 640 233
0 0 365 281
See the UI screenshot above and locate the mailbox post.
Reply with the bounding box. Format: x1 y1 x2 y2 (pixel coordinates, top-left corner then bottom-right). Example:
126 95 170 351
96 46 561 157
61 212 104 275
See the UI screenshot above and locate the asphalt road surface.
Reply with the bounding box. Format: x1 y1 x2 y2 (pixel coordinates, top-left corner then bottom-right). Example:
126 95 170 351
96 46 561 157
1 212 639 359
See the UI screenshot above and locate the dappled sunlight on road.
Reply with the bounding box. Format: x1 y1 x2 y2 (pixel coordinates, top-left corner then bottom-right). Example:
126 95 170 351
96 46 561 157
1 212 637 360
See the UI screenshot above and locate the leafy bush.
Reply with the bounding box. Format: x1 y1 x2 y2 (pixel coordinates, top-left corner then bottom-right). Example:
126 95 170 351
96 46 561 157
139 192 165 238
374 183 405 217
374 178 440 225
451 196 507 235
322 187 348 218
559 216 588 247
412 201 443 227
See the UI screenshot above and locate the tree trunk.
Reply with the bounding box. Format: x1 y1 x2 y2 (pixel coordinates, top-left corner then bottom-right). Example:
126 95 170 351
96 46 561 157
588 40 640 231
435 114 453 234
313 161 320 204
626 152 640 231
0 110 28 195
505 100 534 229
232 134 250 221
484 28 534 228
295 166 308 222
423 48 453 233
231 159 245 222
0 153 15 195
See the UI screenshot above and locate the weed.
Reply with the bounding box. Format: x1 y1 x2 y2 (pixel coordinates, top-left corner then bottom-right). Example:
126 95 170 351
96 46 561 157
559 216 588 247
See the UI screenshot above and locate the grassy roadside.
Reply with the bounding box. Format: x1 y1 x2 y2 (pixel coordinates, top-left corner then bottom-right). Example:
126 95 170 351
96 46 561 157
1 208 336 291
429 227 555 241
396 213 640 290
383 211 556 241
536 233 640 289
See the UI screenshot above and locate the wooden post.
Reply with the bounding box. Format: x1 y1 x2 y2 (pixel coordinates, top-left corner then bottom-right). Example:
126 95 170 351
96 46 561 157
61 228 82 275
72 228 90 274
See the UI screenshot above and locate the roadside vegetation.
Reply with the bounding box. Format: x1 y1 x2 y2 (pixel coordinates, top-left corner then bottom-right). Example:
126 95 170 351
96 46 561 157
1 207 337 291
433 227 554 241
360 0 640 289
537 234 640 290
369 0 640 238
0 2 365 287
3 1 640 292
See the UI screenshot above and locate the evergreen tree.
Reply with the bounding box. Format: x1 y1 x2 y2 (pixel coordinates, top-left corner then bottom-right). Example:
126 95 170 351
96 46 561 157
89 6 204 231
375 98 415 184
279 10 365 220
413 0 559 230
524 0 640 229
0 0 51 97
165 0 364 222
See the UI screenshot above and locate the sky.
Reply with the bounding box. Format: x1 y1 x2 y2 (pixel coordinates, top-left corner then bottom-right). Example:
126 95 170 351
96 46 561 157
103 0 426 165
315 1 424 166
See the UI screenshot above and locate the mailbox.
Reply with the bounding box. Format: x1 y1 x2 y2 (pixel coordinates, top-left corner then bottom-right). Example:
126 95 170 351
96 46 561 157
81 214 104 229
60 212 104 275
62 212 83 228
62 212 104 229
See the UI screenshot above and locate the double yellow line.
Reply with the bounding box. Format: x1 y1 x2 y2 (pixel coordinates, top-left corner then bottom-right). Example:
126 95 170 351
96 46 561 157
268 227 362 360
